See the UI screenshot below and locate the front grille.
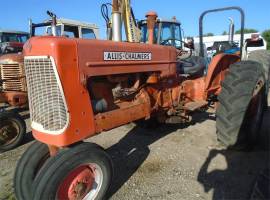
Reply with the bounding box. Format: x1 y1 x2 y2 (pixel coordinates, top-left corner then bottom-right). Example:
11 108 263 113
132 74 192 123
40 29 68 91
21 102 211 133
0 63 27 92
24 56 68 134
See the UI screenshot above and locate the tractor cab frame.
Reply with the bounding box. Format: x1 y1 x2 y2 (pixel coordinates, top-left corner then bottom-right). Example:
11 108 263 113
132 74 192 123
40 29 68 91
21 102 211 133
30 11 99 39
138 18 183 49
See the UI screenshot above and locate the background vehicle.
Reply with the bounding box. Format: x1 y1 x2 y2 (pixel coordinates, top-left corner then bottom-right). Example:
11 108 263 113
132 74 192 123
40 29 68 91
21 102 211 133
15 3 270 200
0 11 99 152
43 18 99 39
0 30 29 54
30 11 99 38
0 30 29 152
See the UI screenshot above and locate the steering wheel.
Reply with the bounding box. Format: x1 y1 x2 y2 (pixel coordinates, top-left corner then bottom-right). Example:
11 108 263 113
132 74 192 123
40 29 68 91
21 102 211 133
160 38 193 59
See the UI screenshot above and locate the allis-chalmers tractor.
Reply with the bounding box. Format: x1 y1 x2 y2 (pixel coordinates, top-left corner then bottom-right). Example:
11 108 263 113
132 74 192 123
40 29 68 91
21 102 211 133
14 1 270 200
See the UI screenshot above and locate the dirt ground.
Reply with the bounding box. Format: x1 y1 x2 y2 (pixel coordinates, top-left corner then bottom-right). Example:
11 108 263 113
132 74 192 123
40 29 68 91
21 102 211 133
0 97 269 200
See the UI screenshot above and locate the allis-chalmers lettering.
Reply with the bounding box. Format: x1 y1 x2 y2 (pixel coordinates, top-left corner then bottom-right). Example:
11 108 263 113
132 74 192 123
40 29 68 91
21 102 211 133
104 51 152 61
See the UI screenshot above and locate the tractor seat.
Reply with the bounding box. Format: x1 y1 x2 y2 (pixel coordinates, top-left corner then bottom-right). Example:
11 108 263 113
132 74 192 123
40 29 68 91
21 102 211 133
177 56 206 77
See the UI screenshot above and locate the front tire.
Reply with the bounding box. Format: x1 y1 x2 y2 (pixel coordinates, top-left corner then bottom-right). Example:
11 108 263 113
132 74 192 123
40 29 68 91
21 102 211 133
14 141 50 200
216 61 266 148
32 142 113 200
0 110 26 152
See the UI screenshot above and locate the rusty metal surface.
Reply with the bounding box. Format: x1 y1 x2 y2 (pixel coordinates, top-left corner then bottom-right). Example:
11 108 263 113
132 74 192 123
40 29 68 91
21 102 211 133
146 11 158 44
79 39 177 78
0 53 26 95
0 63 26 92
95 90 151 132
0 53 24 64
205 53 240 97
0 91 27 106
184 100 208 111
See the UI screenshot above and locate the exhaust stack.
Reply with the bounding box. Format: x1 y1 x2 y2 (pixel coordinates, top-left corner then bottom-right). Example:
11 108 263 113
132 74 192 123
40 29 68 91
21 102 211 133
146 11 158 44
228 17 235 44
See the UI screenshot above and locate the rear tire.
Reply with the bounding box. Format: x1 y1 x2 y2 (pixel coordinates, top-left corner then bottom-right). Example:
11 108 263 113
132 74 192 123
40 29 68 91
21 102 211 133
0 110 26 152
14 141 50 200
32 142 113 200
216 61 266 148
248 50 270 107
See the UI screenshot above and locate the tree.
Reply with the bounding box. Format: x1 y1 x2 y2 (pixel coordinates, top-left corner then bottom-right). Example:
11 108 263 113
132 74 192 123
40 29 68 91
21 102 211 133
235 28 258 34
204 33 214 37
222 31 228 35
262 29 270 50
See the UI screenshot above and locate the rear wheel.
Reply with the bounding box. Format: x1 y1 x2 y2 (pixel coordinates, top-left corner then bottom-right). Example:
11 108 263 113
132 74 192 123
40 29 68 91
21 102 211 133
248 50 270 107
32 142 113 200
216 61 266 148
0 110 26 152
14 141 50 200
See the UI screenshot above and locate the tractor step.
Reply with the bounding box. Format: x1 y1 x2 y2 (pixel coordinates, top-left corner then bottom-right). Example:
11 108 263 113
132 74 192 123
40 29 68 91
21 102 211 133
184 100 208 111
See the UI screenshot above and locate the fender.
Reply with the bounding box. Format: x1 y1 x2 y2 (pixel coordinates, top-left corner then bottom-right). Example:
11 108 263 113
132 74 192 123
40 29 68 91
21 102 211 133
205 53 240 97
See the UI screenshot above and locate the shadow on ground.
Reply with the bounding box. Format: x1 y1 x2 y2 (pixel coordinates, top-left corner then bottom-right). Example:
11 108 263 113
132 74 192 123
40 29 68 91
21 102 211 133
106 123 184 197
107 106 269 199
197 148 269 200
198 106 270 200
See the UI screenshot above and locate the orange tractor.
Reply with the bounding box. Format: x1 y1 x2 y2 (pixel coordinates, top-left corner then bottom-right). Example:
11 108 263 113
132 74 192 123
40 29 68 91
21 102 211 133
14 2 270 200
0 11 101 152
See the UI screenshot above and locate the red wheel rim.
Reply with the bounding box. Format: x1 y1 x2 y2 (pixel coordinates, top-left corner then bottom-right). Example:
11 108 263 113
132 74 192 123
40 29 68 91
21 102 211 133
57 164 103 200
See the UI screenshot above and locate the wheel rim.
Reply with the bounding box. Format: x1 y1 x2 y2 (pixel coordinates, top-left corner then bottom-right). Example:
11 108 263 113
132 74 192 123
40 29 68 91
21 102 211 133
57 163 103 200
0 119 20 146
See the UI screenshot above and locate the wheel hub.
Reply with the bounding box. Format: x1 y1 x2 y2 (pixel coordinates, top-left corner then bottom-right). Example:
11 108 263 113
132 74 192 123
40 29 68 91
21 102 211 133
58 165 96 200
0 121 19 145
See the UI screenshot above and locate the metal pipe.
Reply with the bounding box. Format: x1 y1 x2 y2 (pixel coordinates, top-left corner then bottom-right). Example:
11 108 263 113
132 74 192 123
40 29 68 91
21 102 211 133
112 0 119 12
112 0 122 41
228 17 235 43
51 22 57 36
107 27 113 40
29 19 34 37
112 12 122 41
51 13 57 36
146 11 158 44
47 11 57 36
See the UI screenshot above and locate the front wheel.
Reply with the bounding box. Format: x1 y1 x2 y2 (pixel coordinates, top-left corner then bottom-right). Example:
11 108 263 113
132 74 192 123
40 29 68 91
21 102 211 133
0 110 26 152
14 141 50 200
32 142 113 200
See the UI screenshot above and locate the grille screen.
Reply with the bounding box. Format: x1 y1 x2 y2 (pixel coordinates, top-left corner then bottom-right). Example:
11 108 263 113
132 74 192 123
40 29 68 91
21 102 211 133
24 56 68 133
0 63 26 92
